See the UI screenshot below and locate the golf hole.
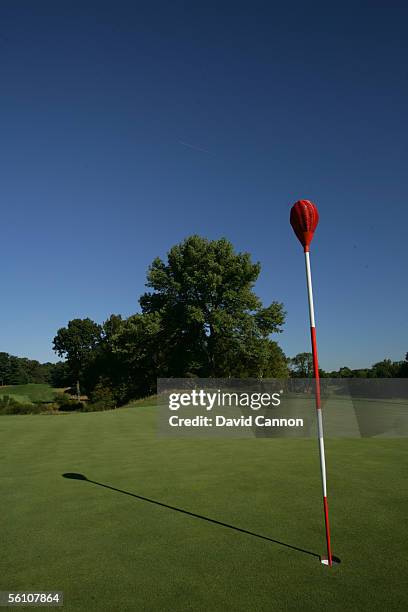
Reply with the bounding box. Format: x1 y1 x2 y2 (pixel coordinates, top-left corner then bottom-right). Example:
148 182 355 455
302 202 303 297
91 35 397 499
320 555 341 566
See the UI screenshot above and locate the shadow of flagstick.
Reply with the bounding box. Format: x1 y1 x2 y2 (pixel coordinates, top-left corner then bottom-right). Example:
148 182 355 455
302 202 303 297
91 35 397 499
62 473 320 560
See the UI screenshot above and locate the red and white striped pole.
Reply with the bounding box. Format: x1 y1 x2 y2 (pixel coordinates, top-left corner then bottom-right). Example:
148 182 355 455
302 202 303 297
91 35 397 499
290 200 333 567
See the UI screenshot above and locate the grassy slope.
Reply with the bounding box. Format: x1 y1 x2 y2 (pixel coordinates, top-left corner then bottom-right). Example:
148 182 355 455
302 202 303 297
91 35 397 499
0 404 407 611
0 384 58 404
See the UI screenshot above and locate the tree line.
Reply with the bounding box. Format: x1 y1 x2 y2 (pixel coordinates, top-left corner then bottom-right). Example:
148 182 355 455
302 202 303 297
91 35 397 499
2 236 405 406
289 352 408 378
0 352 68 387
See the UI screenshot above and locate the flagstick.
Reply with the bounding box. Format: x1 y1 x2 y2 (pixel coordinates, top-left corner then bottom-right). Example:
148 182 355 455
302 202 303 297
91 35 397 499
304 249 333 567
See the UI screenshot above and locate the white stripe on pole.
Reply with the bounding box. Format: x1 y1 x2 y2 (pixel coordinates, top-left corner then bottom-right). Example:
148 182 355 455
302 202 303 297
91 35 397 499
304 251 315 328
317 409 328 497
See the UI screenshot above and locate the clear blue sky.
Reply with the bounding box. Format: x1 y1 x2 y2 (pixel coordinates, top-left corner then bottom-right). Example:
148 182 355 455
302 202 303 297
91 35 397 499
0 1 407 370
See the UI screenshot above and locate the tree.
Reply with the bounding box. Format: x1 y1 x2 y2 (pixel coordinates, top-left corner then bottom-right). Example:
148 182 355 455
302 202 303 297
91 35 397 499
237 338 289 378
49 361 72 388
8 356 28 384
106 312 163 400
290 352 313 377
32 361 55 384
80 312 165 404
399 353 408 378
371 359 400 378
139 235 286 378
0 352 11 386
53 318 102 399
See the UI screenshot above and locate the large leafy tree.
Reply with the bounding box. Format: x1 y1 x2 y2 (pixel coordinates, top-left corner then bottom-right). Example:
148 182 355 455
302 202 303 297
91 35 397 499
140 235 286 377
53 318 102 398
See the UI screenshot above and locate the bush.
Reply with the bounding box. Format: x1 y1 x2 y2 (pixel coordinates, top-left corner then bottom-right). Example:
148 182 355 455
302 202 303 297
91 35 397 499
88 382 116 411
54 393 83 412
40 403 59 414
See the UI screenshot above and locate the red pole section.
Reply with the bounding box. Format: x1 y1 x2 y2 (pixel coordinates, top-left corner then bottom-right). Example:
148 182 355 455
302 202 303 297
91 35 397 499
290 200 333 567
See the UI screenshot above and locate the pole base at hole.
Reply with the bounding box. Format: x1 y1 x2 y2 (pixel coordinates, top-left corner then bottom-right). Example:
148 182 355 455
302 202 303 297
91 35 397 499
320 555 341 566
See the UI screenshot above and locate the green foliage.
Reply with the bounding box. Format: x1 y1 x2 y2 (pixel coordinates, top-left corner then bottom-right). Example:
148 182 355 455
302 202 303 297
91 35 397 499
53 318 102 396
339 366 353 377
0 352 11 384
320 354 408 379
3 232 406 417
53 393 83 412
79 313 162 404
53 318 102 368
88 381 116 411
290 353 408 379
74 237 289 403
0 395 41 415
289 353 313 377
140 235 286 378
49 361 72 387
400 353 408 378
106 312 163 399
0 352 57 386
371 359 402 378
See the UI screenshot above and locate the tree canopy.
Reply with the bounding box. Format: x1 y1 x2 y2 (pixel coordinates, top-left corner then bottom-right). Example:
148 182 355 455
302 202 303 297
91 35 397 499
140 235 286 378
53 318 102 397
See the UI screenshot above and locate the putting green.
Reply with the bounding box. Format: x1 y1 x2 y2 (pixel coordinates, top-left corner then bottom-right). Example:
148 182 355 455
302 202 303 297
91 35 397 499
1 404 407 611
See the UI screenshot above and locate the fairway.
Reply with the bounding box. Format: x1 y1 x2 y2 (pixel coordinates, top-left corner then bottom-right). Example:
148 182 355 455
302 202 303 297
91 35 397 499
1 404 407 611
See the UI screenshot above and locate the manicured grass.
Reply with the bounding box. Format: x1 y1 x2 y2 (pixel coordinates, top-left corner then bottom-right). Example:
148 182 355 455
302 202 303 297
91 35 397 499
0 383 59 404
0 403 407 611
